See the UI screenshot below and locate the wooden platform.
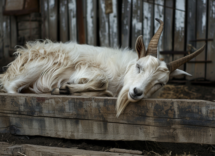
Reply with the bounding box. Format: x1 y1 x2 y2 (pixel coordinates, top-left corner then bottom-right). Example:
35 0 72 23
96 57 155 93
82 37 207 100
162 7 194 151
0 142 141 156
0 93 215 144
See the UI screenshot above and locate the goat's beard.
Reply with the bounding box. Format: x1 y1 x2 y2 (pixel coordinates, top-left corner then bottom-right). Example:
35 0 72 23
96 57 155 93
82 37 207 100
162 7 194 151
116 86 139 117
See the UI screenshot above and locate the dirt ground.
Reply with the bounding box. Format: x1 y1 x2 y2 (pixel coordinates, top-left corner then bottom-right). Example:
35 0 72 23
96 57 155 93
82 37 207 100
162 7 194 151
1 84 215 156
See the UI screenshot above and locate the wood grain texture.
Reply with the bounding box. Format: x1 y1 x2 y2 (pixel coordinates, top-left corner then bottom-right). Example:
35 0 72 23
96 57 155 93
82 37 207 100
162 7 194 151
85 0 97 45
59 0 69 42
186 0 196 80
0 0 4 59
3 15 10 58
99 0 109 47
131 0 143 50
121 0 131 48
48 0 58 41
207 0 215 80
194 0 207 79
0 93 215 144
109 0 119 48
154 0 164 59
163 0 173 63
173 0 185 79
10 16 17 49
143 1 154 49
68 0 77 42
0 142 136 156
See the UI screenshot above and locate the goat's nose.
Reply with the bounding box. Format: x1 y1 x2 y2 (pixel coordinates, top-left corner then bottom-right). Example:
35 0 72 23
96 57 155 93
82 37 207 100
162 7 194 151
133 87 142 96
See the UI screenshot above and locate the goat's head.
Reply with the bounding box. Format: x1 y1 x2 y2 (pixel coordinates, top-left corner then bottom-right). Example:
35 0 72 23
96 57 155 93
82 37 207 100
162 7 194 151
116 18 205 117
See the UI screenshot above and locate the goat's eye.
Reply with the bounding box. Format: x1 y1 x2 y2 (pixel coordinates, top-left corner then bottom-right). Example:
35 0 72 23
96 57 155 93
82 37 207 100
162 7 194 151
156 83 164 86
136 64 140 73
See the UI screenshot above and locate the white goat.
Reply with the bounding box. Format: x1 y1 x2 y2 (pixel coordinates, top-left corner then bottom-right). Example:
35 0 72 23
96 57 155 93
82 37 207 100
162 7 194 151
0 19 205 116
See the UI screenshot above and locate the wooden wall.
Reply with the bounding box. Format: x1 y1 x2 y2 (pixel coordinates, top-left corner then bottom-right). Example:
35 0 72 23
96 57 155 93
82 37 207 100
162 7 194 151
0 0 214 81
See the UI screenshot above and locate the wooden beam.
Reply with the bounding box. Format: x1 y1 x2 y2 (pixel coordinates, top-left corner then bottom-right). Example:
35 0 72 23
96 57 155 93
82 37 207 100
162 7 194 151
0 142 134 156
0 93 215 144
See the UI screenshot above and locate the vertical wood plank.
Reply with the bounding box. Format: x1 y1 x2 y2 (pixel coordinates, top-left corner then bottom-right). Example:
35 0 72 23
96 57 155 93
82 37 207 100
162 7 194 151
131 0 143 50
0 0 4 59
154 0 164 59
10 16 17 49
99 0 109 47
3 15 10 58
42 0 49 39
109 0 119 48
59 0 69 42
85 0 97 45
121 0 131 48
143 1 154 49
163 0 173 63
68 0 77 42
48 0 58 41
186 0 196 80
194 0 207 79
173 0 186 78
207 0 215 80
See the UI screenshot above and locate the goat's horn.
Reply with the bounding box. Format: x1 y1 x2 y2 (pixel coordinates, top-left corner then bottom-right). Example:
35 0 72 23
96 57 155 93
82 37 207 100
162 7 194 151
167 44 206 72
146 18 164 58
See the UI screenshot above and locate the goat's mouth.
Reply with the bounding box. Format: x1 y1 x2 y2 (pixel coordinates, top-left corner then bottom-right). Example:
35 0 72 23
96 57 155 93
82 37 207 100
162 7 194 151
128 92 139 102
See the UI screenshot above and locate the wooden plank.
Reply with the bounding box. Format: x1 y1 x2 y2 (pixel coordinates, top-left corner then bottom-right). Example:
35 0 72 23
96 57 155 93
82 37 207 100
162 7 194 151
0 0 4 59
99 0 109 47
131 0 143 50
121 0 131 48
68 0 77 42
193 0 207 79
163 0 173 63
48 0 58 41
59 0 69 42
85 0 97 45
10 16 17 49
143 1 154 49
0 142 135 156
41 0 49 39
154 0 164 59
186 0 196 80
3 14 10 58
18 21 40 30
109 0 119 48
173 0 186 79
207 0 215 81
0 94 215 144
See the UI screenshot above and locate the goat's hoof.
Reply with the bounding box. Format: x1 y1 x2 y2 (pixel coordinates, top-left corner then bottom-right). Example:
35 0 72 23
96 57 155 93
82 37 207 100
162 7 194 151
104 90 114 97
51 88 60 95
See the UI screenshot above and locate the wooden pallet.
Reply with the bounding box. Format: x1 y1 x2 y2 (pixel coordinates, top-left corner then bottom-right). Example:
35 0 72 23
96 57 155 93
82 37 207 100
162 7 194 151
0 93 215 144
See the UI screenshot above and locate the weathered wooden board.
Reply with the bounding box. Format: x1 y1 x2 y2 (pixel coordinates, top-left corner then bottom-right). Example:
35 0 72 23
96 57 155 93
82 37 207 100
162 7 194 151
143 1 154 49
99 0 109 47
173 0 186 79
10 16 17 49
40 0 49 39
0 142 135 156
194 0 207 79
59 0 69 42
163 0 173 63
68 0 77 42
154 0 164 59
84 0 97 45
109 0 119 48
0 0 4 59
121 0 131 48
0 93 215 144
186 0 196 80
48 0 58 41
207 0 215 80
131 0 143 50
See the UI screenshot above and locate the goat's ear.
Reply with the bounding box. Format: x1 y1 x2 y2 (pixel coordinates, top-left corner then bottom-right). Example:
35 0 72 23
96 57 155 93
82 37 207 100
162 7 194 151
135 35 146 59
170 69 192 77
